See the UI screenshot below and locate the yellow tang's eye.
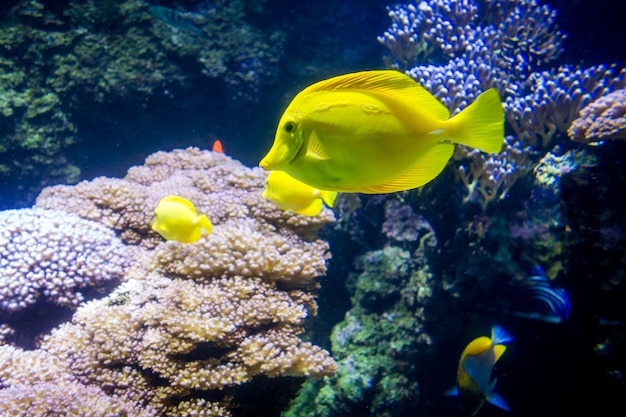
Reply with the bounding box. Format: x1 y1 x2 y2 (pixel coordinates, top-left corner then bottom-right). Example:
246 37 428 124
284 121 297 134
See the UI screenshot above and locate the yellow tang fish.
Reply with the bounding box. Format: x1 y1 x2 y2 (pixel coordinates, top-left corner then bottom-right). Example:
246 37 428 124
263 170 337 216
151 195 213 243
446 325 513 416
259 70 504 194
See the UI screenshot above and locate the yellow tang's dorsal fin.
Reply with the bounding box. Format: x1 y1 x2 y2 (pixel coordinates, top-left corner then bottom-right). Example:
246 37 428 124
161 195 199 216
463 336 493 356
299 70 451 121
306 130 331 161
358 142 454 194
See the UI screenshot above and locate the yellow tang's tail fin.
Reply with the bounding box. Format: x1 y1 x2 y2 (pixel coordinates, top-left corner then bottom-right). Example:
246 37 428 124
448 88 504 154
198 214 213 235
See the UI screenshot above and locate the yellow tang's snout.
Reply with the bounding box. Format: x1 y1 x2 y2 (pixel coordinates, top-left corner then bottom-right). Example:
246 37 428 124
259 115 304 170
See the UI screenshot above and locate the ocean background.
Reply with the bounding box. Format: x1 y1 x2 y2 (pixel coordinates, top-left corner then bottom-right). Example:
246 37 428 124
1 1 625 416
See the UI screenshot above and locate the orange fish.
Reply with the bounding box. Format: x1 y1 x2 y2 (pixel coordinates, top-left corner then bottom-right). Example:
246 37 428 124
212 140 224 153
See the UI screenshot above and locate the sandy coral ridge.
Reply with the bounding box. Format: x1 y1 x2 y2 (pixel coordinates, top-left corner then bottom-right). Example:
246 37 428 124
1 147 337 416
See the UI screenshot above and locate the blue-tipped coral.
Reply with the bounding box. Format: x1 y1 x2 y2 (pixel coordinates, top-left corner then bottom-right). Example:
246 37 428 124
379 0 625 208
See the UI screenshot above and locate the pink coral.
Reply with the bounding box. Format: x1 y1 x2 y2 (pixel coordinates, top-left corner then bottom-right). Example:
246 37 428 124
568 88 626 143
0 208 129 313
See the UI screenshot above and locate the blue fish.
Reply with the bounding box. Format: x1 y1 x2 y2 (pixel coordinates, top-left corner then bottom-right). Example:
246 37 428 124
446 326 513 416
511 267 571 324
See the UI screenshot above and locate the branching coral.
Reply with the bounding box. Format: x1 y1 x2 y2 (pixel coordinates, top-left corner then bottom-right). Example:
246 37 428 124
36 147 334 246
0 345 154 416
507 65 626 148
380 0 625 209
39 273 336 415
455 136 532 210
2 147 336 415
377 3 439 70
380 0 565 73
0 208 129 314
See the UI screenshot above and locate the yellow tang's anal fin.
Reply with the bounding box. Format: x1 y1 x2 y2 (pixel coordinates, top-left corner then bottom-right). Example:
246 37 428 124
294 199 324 217
320 190 338 207
358 142 454 194
306 130 331 161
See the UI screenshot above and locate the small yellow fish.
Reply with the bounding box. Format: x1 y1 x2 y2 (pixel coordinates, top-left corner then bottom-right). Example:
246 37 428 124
151 195 212 243
446 326 513 416
259 70 504 194
263 170 337 216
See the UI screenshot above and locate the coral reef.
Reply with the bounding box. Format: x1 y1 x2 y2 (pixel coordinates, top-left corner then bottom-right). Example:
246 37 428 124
0 0 285 208
379 0 565 74
145 0 285 102
0 147 337 416
554 141 626 397
36 147 334 246
285 200 437 417
0 345 154 416
379 0 625 209
40 273 335 415
509 149 597 279
568 88 626 144
507 65 626 149
0 207 129 345
0 208 129 313
282 3 626 417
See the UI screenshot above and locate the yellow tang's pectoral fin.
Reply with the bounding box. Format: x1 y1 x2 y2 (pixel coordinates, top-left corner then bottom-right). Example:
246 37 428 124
306 130 331 161
358 142 455 194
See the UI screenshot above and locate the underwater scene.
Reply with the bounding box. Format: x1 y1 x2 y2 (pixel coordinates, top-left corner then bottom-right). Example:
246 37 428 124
0 0 624 416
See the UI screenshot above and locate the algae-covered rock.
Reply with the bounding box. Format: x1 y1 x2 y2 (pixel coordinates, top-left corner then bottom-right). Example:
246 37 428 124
286 244 436 417
0 0 285 208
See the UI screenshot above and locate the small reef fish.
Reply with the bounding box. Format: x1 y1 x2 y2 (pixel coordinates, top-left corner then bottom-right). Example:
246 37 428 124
263 170 337 216
152 195 212 243
212 139 224 153
511 267 571 324
259 70 504 194
446 326 513 416
148 5 204 36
